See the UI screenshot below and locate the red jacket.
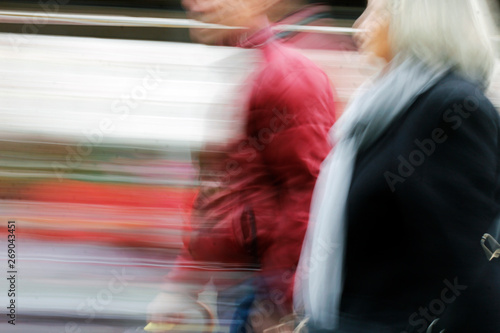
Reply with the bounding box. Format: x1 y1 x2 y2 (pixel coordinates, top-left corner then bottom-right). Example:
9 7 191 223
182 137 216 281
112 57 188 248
168 28 336 309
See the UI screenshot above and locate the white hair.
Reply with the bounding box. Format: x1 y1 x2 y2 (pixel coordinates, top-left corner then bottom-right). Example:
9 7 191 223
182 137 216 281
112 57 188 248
386 0 498 87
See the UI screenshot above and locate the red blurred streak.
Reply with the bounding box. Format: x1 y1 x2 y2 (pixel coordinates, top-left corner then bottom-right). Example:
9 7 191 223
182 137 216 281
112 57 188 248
0 180 198 248
23 180 197 209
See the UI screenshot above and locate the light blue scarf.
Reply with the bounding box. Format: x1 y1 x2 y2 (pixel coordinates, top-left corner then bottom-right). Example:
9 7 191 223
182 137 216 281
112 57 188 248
294 56 448 330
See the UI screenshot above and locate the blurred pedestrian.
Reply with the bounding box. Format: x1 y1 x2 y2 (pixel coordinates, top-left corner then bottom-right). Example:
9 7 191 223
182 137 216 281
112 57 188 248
147 0 337 332
296 0 500 332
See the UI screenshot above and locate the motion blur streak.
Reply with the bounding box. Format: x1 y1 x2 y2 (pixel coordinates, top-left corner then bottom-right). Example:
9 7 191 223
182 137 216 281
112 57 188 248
0 32 258 332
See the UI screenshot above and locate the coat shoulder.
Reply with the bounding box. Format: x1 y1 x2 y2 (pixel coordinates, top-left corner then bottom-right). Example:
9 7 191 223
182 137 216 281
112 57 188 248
417 73 498 120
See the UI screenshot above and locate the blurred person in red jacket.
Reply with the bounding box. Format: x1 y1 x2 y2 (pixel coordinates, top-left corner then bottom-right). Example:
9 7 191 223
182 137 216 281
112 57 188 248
147 0 337 332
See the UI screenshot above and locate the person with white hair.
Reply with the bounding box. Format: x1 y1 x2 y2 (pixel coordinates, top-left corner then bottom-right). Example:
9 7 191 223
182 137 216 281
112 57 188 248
295 0 500 332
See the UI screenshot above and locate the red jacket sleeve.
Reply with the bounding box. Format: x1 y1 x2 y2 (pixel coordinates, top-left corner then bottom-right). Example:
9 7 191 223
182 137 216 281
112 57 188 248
246 47 336 308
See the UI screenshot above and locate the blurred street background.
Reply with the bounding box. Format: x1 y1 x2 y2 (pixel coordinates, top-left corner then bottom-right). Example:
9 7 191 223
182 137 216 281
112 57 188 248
0 1 498 332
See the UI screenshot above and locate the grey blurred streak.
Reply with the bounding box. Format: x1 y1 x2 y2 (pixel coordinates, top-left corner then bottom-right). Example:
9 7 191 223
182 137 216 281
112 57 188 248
0 10 361 34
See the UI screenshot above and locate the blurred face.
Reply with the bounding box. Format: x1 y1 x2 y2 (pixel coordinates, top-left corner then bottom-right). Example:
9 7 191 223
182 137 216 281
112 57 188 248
353 0 393 62
182 0 273 45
